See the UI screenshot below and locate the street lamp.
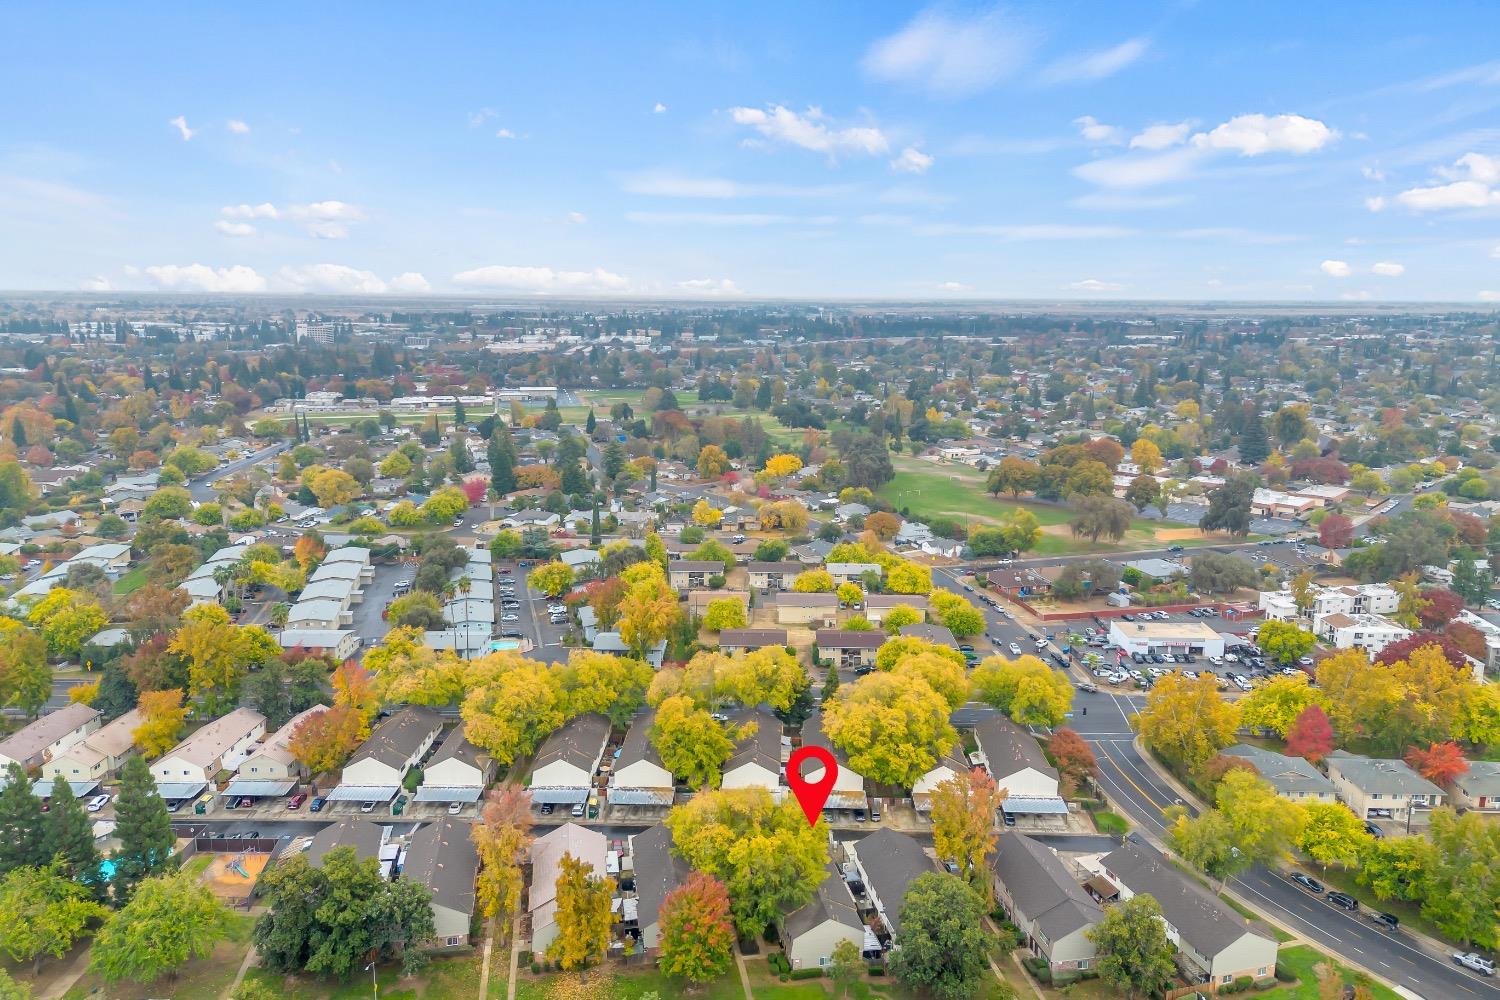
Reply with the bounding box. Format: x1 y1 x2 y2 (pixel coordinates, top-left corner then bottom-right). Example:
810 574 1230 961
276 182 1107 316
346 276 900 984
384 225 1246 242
365 961 378 1000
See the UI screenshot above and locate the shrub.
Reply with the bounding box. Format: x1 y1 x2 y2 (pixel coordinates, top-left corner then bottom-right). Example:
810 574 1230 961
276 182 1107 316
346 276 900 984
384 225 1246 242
518 951 531 965
1274 962 1296 983
530 962 540 975
790 968 824 980
867 965 885 977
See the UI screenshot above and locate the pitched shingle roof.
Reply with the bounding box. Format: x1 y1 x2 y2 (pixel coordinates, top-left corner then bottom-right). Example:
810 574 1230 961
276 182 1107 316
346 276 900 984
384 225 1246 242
531 713 610 775
784 863 863 940
403 816 478 917
630 823 691 931
990 833 1102 942
853 828 932 936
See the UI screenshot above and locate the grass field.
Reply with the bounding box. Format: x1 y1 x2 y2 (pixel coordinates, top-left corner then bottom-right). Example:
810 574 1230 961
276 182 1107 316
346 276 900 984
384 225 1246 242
1261 945 1399 1000
111 565 150 595
575 390 807 446
56 911 256 1000
515 965 741 1000
241 951 485 1000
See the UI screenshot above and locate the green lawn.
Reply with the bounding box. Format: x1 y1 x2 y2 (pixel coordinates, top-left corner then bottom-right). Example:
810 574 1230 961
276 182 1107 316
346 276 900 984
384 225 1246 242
1261 945 1400 1000
515 965 742 1000
58 912 256 1000
241 951 485 1000
111 565 150 595
1091 811 1129 835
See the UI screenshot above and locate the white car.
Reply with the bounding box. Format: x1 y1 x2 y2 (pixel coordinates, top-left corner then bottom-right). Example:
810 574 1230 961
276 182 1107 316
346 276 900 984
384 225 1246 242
501 614 520 622
85 794 111 813
1208 655 1224 665
1008 643 1023 656
447 802 463 815
547 604 567 614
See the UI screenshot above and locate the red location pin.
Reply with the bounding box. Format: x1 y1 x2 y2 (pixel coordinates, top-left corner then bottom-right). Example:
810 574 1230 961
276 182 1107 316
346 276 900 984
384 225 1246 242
785 745 838 827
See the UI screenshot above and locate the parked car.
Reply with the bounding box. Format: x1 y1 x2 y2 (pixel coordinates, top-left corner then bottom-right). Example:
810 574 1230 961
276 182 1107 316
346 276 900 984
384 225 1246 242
570 802 586 817
287 793 306 810
540 802 555 816
309 796 326 812
1369 912 1399 932
448 801 463 815
1453 953 1496 977
1364 821 1384 839
1326 892 1359 911
360 801 376 813
85 794 111 813
1289 872 1325 893
1008 642 1023 656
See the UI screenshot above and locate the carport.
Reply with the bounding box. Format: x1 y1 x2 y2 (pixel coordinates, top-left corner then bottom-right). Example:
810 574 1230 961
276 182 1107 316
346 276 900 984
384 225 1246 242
325 784 401 803
1000 795 1070 830
154 781 207 803
413 785 485 803
529 786 590 805
220 779 297 800
33 778 100 799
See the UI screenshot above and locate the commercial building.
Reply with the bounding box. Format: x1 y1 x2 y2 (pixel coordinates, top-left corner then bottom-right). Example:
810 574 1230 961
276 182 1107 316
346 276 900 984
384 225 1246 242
1106 620 1226 658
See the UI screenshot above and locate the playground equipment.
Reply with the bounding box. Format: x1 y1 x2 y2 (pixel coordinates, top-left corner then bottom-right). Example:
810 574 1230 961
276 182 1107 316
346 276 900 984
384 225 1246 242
228 854 250 879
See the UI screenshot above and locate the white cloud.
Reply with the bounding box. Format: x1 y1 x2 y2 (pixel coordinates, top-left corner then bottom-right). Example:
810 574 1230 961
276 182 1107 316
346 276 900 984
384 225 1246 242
1068 278 1126 292
1074 116 1123 144
1130 121 1192 150
862 6 1034 98
1041 37 1149 85
1072 146 1202 188
1361 165 1384 181
143 263 267 292
937 281 972 292
274 264 392 294
1071 191 1188 210
565 211 588 224
916 222 1133 240
389 272 431 293
214 221 257 238
226 119 250 134
287 201 367 239
1191 114 1339 156
468 108 497 127
1394 153 1500 211
221 203 279 219
1320 259 1352 277
82 276 111 291
677 278 743 297
620 171 849 199
1365 196 1387 212
495 128 517 139
728 105 888 157
168 115 195 141
653 102 668 114
1371 261 1405 277
1480 290 1500 301
1492 245 1500 258
1340 290 1372 301
625 210 837 227
451 264 631 294
890 146 934 174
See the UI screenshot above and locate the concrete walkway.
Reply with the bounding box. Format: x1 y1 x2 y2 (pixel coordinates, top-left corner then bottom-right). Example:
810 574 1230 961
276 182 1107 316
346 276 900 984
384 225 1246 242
37 949 91 1000
506 913 522 1000
223 945 260 999
476 918 497 1000
732 943 754 1000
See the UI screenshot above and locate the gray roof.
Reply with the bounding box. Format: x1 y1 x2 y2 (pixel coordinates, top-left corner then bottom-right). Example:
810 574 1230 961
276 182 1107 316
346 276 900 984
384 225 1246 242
718 628 788 649
777 593 838 608
430 724 486 772
748 561 803 574
898 623 956 646
0 703 99 764
726 706 783 775
668 560 724 573
815 629 884 650
1327 750 1444 796
630 823 691 931
1102 838 1274 958
990 833 1102 942
403 817 478 917
347 707 442 770
974 716 1057 782
800 709 851 771
308 818 386 867
1223 744 1334 797
1453 760 1500 796
853 828 932 936
616 709 665 771
784 863 863 940
532 712 610 774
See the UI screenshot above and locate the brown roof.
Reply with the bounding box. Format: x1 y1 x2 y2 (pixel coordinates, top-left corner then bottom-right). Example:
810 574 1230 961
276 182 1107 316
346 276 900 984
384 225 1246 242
668 560 724 573
776 592 838 608
748 561 802 574
719 629 788 648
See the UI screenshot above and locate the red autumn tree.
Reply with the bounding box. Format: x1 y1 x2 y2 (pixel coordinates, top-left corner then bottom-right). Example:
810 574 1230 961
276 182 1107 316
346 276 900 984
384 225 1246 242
1446 511 1487 547
1447 621 1488 661
461 476 489 504
292 532 327 571
1286 704 1335 763
1048 728 1097 793
1404 742 1469 785
1375 632 1467 670
1317 513 1354 550
657 872 735 984
1416 588 1464 630
1200 753 1258 786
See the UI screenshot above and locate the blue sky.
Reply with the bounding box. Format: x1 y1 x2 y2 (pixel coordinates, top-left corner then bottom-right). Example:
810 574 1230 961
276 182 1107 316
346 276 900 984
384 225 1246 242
5 2 1500 301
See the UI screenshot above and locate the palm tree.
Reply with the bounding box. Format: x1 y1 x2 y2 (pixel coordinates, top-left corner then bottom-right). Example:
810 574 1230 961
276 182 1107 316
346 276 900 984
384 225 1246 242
458 575 472 596
269 602 290 628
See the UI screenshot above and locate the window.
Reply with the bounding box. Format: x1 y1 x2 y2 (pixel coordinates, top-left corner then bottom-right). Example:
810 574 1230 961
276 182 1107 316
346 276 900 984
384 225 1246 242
1222 975 1233 984
446 935 462 946
1078 960 1089 970
1258 967 1268 976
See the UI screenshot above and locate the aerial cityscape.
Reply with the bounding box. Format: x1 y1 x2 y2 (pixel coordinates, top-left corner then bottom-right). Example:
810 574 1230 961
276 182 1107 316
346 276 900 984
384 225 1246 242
0 6 1498 1000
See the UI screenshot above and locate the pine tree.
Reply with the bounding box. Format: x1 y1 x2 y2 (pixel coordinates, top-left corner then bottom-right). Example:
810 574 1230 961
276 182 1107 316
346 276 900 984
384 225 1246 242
590 501 601 546
0 764 47 875
111 756 174 902
1451 554 1488 607
1238 412 1270 465
43 779 99 881
142 365 156 391
585 409 596 434
10 417 25 448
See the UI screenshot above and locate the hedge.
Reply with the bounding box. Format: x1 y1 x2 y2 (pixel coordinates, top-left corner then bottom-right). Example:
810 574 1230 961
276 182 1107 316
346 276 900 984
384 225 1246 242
789 968 824 980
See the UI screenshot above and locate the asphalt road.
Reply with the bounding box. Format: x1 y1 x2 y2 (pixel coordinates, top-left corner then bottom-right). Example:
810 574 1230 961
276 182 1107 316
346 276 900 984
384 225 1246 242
189 442 290 503
1073 691 1499 1000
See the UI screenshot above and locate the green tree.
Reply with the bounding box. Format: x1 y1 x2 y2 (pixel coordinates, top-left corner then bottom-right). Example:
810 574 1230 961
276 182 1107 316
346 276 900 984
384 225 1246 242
651 696 734 790
110 755 175 902
548 853 615 970
828 939 863 998
0 627 50 719
823 672 957 787
1168 807 1248 889
702 598 747 632
528 561 575 598
970 655 1073 728
891 873 990 1000
0 864 108 974
1088 893 1177 1000
41 780 99 882
1200 475 1256 537
0 765 47 876
1296 801 1373 869
1257 619 1316 664
89 872 231 985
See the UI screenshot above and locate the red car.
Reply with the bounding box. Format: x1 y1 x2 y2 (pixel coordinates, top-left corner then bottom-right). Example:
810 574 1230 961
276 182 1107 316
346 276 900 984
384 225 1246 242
287 793 306 810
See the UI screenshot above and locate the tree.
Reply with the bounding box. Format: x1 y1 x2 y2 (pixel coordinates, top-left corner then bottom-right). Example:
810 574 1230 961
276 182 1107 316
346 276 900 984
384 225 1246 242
460 659 565 766
1417 588 1465 629
651 696 734 789
548 852 615 970
1215 769 1305 868
970 655 1073 728
308 468 360 508
691 539 735 574
1048 728 1097 795
556 650 653 728
791 569 835 593
1068 495 1133 543
0 864 108 974
0 968 30 1000
133 688 187 758
885 560 933 595
691 498 723 527
1200 475 1256 536
881 604 922 635
288 705 364 774
702 598 747 632
1451 554 1489 606
1088 893 1177 1000
529 561 576 598
617 564 680 656
696 444 730 479
890 873 990 1000
42 779 99 881
657 872 735 984
666 788 828 937
1405 742 1469 785
171 605 249 714
1297 801 1373 868
0 626 50 719
1318 512 1354 549
89 872 230 985
472 786 533 935
828 938 863 998
111 755 175 901
387 591 444 629
1124 474 1160 512
1133 672 1240 768
762 453 803 480
1257 619 1316 665
1168 807 1247 889
823 672 956 787
1131 437 1164 474
929 589 985 638
929 770 1004 903
0 765 47 876
26 589 108 659
1238 672 1323 737
1188 551 1260 594
986 456 1039 497
864 511 901 541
